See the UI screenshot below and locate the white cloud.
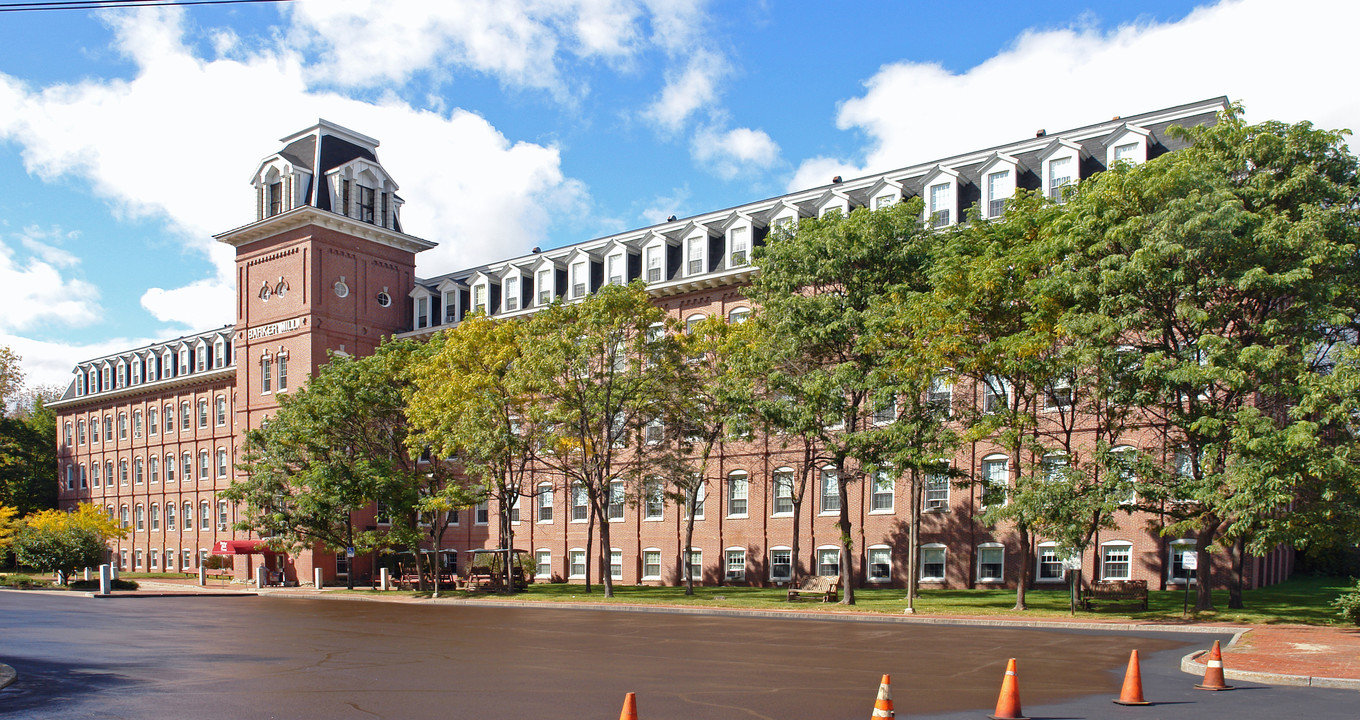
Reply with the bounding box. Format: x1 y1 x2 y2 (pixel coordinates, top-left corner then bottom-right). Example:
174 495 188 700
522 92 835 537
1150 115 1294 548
0 6 590 329
0 228 101 334
287 0 655 99
692 125 781 180
635 185 691 226
641 50 727 135
792 0 1360 189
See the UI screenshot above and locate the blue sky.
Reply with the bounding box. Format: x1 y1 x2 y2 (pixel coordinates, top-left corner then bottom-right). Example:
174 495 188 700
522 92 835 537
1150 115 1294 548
1 0 1357 388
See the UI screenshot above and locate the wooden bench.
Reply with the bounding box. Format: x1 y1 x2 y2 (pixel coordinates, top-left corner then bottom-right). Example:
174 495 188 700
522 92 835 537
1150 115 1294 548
1082 580 1148 611
786 575 841 602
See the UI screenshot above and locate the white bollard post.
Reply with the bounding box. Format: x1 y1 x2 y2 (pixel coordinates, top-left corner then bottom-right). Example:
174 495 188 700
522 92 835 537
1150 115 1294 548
55 570 65 586
255 565 267 590
99 564 112 595
111 564 119 581
84 567 91 582
380 567 390 591
198 566 206 586
314 567 323 590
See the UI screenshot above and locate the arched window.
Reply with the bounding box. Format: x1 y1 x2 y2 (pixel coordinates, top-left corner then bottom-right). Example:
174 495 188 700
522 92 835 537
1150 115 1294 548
149 456 159 483
166 502 176 531
726 471 748 517
119 505 129 529
150 504 160 531
183 501 193 531
134 503 145 531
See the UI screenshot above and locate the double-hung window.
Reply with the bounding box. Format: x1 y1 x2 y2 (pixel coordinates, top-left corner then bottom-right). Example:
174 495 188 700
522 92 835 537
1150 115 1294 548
929 183 951 227
819 467 839 513
644 480 664 520
870 470 894 512
772 468 794 516
686 236 704 276
504 275 519 311
645 246 663 282
1101 542 1132 580
977 544 1004 582
816 547 839 577
571 483 588 522
725 548 746 581
536 483 553 522
607 481 625 521
726 471 748 517
729 227 748 267
987 170 1010 218
571 261 587 298
1048 156 1073 201
868 546 892 582
606 254 623 286
769 548 792 582
537 269 552 305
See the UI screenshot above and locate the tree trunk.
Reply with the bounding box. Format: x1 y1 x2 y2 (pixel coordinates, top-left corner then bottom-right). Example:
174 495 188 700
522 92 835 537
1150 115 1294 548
836 458 855 606
1194 524 1216 611
504 506 517 595
683 488 699 595
1012 524 1030 611
906 468 921 612
788 464 810 595
345 524 355 591
598 498 614 598
1228 535 1245 610
584 501 595 594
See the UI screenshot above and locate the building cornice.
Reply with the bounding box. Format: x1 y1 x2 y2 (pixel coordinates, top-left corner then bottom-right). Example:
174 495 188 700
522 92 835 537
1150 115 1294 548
49 367 237 411
213 206 436 255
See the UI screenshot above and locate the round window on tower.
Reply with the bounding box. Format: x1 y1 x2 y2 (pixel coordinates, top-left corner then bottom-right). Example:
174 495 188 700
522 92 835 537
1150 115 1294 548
376 291 392 307
258 283 271 302
333 277 349 298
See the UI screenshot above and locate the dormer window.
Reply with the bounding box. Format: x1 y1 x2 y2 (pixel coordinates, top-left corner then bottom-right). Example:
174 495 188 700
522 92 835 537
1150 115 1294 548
416 297 430 328
117 362 127 388
268 182 283 216
983 165 1016 220
686 235 705 276
729 227 749 267
214 339 225 368
445 292 459 322
196 341 207 372
875 194 896 209
929 183 952 227
1047 157 1073 200
358 185 376 223
536 269 553 305
178 348 189 375
1103 124 1151 168
604 254 622 286
571 260 588 299
472 283 488 314
644 245 664 283
504 276 520 312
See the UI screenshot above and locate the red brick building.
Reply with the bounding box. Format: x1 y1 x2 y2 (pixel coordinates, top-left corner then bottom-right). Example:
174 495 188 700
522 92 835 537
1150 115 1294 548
51 97 1292 591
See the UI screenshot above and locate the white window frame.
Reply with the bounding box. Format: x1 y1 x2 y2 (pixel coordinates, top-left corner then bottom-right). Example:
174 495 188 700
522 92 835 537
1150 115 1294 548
1036 541 1067 583
1100 541 1133 581
724 547 746 581
818 466 840 515
1168 539 1197 584
570 483 588 523
977 543 1005 583
769 546 793 582
685 547 703 582
536 268 554 306
607 480 625 521
685 233 706 277
610 548 623 580
771 468 794 517
536 482 553 523
641 548 662 580
920 543 946 582
569 548 587 579
726 471 748 518
816 545 840 577
570 260 588 299
981 454 1009 509
643 480 664 521
502 273 520 312
728 225 749 268
535 549 553 579
870 469 894 513
605 252 625 286
867 544 892 583
643 243 664 283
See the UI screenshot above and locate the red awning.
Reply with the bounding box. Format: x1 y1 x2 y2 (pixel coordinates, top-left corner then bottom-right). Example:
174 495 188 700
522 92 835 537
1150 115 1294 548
214 540 276 555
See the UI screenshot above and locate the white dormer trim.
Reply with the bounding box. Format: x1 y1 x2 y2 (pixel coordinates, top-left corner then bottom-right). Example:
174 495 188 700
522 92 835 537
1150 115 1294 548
814 188 853 219
409 285 434 329
719 212 761 269
1103 123 1153 167
598 239 637 288
920 165 962 228
434 278 464 324
498 265 529 313
251 157 311 221
563 247 598 300
976 153 1022 220
1038 138 1084 202
679 222 715 278
468 271 498 316
866 178 904 210
639 231 675 285
142 350 159 381
526 255 562 307
326 158 402 228
765 199 803 231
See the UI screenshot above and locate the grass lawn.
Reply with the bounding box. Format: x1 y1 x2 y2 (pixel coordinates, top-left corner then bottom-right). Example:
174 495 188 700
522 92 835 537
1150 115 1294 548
332 574 1354 626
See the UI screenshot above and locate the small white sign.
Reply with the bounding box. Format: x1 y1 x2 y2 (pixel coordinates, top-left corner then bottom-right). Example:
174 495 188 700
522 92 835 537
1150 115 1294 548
345 547 356 558
1182 552 1198 570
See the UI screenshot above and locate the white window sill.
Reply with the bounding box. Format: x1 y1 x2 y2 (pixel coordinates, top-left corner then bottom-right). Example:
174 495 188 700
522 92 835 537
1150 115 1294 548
818 510 840 517
867 577 891 584
571 519 588 524
568 574 585 580
771 512 793 518
977 577 1004 584
869 508 895 515
536 519 553 525
726 514 748 520
641 575 661 581
644 516 664 522
1035 577 1067 584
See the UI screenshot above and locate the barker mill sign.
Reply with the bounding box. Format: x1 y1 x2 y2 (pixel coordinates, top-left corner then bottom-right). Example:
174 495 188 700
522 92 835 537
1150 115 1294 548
247 317 304 341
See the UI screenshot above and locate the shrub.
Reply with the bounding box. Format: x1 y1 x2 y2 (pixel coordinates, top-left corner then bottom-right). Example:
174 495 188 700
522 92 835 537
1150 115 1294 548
1332 579 1360 625
68 578 139 591
1 573 49 588
13 524 105 582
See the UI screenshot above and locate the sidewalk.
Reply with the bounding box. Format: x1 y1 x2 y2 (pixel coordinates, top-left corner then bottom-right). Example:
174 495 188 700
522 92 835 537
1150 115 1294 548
84 578 1360 687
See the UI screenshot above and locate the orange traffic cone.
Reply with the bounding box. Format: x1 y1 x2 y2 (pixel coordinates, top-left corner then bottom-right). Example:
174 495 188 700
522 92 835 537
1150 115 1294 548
871 674 894 718
1195 640 1234 691
1113 649 1151 706
619 692 638 720
988 658 1030 720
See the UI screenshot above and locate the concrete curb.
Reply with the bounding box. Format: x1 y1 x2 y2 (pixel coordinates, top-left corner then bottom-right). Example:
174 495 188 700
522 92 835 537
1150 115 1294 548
1179 638 1360 690
0 663 15 691
260 589 1248 634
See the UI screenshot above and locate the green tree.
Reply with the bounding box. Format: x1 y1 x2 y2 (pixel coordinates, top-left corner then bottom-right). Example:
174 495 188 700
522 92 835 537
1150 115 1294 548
224 341 450 589
1063 108 1360 609
13 504 122 582
408 314 538 594
661 314 752 594
0 385 59 515
747 199 935 605
0 345 22 413
920 191 1071 611
519 282 679 598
